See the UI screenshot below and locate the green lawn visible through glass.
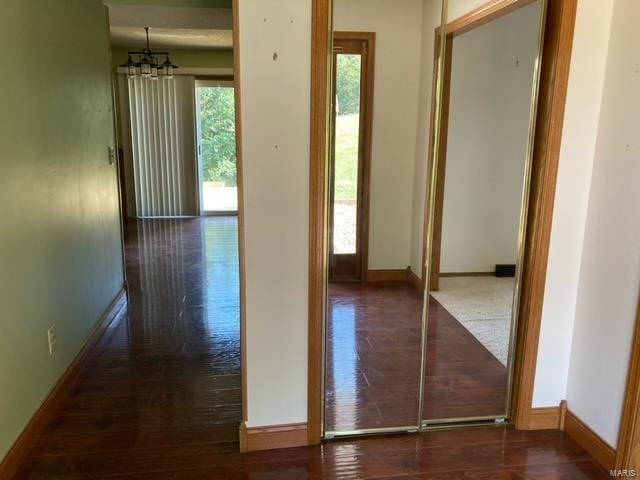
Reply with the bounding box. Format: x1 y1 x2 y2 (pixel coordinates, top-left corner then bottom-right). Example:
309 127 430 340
332 53 361 254
198 85 238 212
334 113 359 201
332 112 359 254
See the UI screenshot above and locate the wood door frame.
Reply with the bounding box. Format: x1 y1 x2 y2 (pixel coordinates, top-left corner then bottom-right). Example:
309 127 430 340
308 0 333 445
231 0 250 450
509 0 577 429
615 297 640 472
309 0 577 440
425 0 539 292
329 32 375 283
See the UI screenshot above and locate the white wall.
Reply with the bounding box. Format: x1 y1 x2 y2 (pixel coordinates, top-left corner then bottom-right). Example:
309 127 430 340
564 0 640 447
334 0 424 270
439 2 540 274
238 0 310 427
409 0 443 279
448 0 492 21
532 0 614 408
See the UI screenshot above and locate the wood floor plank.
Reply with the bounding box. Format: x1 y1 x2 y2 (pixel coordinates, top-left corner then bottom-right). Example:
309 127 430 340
9 219 608 479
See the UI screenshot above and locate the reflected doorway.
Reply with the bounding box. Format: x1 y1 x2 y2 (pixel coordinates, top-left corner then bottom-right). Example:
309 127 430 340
329 34 374 282
195 80 238 215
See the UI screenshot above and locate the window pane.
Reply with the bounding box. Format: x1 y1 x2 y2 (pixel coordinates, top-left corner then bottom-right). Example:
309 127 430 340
198 86 238 212
333 54 362 254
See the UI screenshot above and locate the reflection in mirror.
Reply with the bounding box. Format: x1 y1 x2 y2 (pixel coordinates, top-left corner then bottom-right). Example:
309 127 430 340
325 0 445 434
424 0 544 422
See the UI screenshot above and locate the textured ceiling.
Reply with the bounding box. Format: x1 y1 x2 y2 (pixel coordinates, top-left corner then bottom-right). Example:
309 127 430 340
104 0 232 8
107 4 233 49
110 27 232 49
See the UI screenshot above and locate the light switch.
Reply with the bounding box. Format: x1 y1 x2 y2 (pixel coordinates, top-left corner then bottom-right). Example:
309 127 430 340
109 147 117 165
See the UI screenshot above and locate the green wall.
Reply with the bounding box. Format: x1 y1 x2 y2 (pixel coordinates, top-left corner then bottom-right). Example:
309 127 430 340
0 0 124 461
111 46 234 69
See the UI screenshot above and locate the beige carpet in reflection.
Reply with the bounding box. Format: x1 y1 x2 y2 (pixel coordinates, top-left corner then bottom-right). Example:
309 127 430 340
430 277 515 366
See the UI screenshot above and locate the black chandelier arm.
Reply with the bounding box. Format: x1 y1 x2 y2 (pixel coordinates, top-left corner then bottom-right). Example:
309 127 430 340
127 51 172 56
120 28 179 75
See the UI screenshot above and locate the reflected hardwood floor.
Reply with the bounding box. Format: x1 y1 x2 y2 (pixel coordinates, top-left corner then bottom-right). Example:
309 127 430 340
326 282 507 432
11 221 607 479
424 297 508 420
326 283 423 431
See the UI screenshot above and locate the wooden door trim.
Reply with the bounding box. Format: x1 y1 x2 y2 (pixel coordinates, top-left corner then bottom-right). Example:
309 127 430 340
330 32 375 282
510 0 578 428
615 296 640 471
308 0 332 446
308 0 578 439
231 0 250 446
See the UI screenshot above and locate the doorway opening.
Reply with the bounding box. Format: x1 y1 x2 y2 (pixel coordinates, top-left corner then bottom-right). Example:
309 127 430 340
105 0 245 460
195 79 239 216
328 33 374 282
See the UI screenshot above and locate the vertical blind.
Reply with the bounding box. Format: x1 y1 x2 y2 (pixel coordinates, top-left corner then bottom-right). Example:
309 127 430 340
127 76 197 217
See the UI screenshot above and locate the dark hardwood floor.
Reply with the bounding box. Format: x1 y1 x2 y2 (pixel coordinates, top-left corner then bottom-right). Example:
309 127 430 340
326 282 507 432
326 282 423 431
14 217 242 479
11 218 607 479
424 296 508 421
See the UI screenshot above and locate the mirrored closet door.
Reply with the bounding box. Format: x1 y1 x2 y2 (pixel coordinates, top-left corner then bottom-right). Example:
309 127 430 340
323 0 546 437
324 0 447 436
324 0 442 437
422 0 546 424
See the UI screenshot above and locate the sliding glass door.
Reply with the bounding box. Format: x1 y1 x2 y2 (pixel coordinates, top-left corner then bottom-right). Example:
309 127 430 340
195 80 238 214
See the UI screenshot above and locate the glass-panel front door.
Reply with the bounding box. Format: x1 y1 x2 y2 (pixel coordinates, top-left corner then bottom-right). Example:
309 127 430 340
329 40 369 282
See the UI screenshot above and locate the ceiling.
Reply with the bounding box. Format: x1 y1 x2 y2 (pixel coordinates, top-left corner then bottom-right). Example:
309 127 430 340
107 4 233 50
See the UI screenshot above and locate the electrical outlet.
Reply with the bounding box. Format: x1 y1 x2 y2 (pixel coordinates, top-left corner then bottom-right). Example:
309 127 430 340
47 325 57 355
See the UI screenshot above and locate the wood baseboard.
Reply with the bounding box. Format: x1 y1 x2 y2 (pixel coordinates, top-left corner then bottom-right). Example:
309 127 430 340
440 272 494 277
239 422 308 453
407 267 422 292
0 287 128 478
517 400 567 431
366 269 408 283
563 408 616 471
524 405 564 430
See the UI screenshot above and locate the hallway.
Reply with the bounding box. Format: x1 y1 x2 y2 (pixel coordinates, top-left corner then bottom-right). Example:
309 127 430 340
14 217 242 478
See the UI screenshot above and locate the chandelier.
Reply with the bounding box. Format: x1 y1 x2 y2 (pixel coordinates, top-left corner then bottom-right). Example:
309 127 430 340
120 27 179 80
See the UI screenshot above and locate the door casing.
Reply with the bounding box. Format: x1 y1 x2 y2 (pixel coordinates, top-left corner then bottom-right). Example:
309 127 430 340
328 32 375 282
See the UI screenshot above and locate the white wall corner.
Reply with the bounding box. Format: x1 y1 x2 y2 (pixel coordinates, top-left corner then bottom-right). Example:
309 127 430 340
532 0 614 408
